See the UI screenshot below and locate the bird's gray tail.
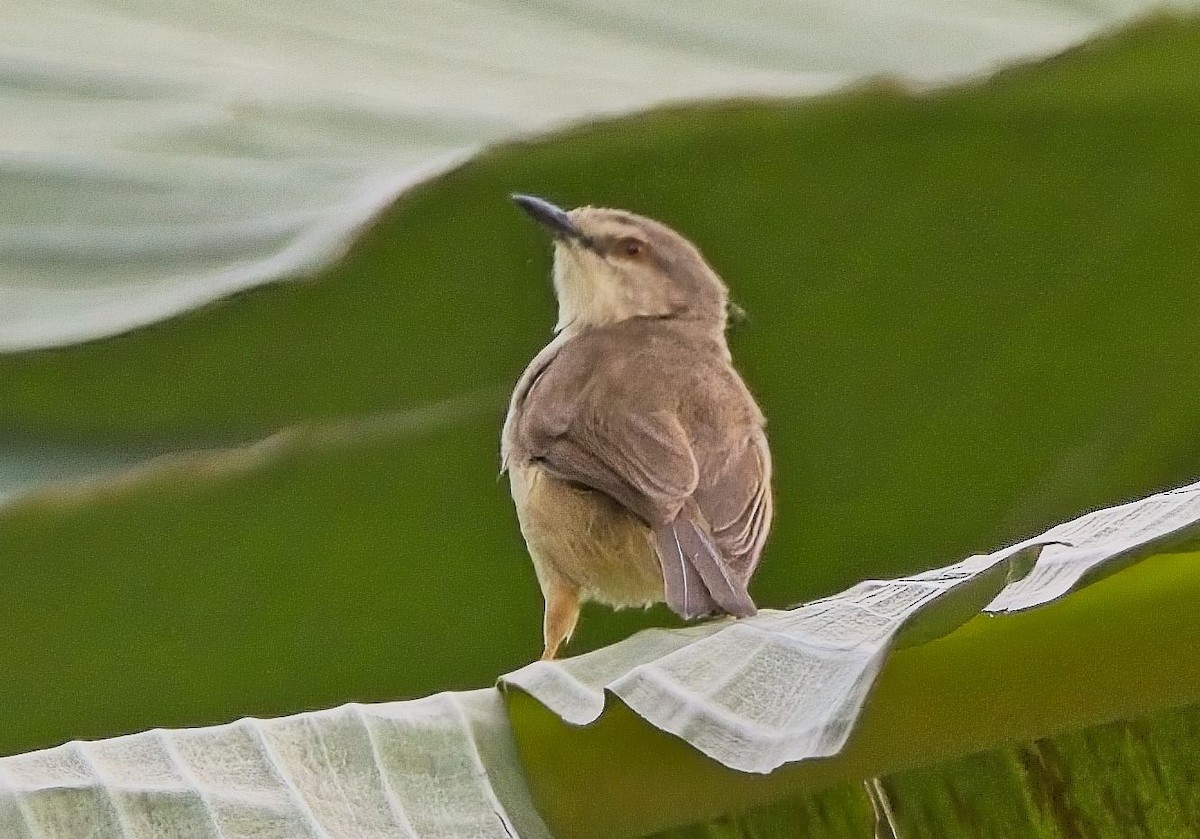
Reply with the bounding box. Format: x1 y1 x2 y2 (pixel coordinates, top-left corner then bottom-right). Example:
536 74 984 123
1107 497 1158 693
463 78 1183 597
654 509 757 621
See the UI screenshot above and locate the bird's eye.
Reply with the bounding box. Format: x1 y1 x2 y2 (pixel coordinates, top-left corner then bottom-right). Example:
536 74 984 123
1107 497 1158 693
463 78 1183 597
619 238 647 258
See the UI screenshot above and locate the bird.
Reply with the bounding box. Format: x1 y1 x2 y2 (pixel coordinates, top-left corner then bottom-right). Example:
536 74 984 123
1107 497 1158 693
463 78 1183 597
501 194 773 660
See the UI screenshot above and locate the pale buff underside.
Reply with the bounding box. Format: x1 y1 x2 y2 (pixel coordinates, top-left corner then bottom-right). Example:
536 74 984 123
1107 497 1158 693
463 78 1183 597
509 460 665 608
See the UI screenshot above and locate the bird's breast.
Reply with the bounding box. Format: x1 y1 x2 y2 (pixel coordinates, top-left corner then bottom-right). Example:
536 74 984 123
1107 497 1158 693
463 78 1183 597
510 460 664 609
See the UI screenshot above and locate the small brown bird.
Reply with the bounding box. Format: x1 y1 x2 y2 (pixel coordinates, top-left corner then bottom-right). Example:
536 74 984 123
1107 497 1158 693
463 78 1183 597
501 195 773 660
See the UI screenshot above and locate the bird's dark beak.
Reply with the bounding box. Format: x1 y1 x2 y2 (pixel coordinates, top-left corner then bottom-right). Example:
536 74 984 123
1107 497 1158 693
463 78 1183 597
511 194 588 245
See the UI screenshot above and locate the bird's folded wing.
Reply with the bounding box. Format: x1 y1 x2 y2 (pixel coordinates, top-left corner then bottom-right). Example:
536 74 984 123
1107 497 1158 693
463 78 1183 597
694 432 773 581
532 406 760 620
533 409 698 526
653 432 772 619
655 507 753 619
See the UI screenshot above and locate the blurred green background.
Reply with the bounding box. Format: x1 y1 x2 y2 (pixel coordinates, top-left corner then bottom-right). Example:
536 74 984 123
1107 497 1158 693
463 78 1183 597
1 16 1198 758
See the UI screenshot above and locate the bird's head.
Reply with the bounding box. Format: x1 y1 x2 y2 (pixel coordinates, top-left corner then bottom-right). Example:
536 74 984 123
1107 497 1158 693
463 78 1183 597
512 194 731 336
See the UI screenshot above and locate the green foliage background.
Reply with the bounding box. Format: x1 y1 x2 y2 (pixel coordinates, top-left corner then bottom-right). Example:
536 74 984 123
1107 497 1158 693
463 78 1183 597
2 16 1198 771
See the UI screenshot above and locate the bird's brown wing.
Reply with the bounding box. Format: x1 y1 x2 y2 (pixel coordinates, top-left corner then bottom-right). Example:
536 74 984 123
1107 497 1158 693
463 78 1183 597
515 327 766 620
653 502 755 619
651 433 769 619
534 412 737 620
693 430 773 583
531 408 698 530
525 401 759 619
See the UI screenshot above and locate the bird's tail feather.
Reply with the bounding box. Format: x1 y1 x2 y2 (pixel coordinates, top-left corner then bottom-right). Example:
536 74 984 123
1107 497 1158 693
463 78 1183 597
654 510 757 620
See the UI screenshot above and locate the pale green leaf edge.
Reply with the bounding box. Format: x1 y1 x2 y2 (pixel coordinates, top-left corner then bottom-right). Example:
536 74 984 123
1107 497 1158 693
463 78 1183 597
501 479 1200 774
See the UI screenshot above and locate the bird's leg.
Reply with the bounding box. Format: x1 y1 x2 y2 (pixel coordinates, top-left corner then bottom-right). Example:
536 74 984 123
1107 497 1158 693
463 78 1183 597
541 581 581 661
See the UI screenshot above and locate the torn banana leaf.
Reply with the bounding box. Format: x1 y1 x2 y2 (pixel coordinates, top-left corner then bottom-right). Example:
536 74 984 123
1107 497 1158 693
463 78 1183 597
506 482 1200 837
503 480 1200 775
0 690 551 839
4 480 1198 838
